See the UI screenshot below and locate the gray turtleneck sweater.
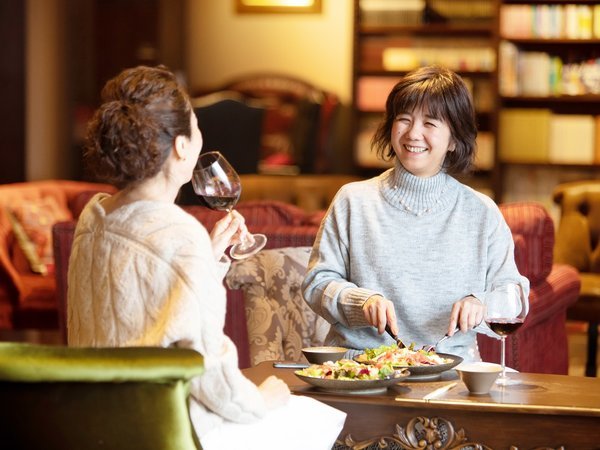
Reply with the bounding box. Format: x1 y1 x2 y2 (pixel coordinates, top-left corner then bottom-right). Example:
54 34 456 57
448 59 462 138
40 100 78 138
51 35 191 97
302 162 530 362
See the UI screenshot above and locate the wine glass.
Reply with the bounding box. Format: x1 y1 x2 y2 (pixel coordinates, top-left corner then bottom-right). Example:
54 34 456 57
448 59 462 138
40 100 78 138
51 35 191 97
484 283 528 386
191 151 267 259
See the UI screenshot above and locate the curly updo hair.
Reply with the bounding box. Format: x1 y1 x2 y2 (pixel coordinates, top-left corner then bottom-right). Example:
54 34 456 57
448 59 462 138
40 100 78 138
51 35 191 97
84 65 192 189
371 65 478 175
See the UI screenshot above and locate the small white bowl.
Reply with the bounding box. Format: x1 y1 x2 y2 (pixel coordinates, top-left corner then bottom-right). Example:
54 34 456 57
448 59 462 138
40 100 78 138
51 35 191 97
302 346 348 364
456 362 502 395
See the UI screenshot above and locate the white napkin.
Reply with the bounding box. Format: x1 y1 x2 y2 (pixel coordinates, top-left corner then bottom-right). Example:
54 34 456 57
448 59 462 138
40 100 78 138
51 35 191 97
201 395 346 450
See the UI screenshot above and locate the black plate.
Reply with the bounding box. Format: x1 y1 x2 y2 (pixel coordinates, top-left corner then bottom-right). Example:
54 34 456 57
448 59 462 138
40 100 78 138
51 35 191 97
294 369 410 394
354 352 463 376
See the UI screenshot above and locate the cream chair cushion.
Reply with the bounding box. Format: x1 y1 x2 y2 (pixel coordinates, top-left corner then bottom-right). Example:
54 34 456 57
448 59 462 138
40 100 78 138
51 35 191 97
226 247 329 366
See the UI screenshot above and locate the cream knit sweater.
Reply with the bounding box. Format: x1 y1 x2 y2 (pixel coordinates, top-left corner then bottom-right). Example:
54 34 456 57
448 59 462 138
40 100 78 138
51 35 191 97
67 194 266 438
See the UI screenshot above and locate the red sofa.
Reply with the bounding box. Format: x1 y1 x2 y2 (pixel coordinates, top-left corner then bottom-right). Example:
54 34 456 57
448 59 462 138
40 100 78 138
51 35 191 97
53 199 580 373
0 180 115 331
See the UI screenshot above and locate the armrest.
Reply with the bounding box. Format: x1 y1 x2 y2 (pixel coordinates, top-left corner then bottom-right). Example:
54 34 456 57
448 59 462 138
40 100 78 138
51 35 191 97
0 342 204 383
52 220 77 343
0 342 203 450
523 263 580 330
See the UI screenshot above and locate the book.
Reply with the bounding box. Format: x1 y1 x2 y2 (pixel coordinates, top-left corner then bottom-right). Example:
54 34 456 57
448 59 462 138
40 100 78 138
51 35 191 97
593 115 600 163
382 48 419 72
360 0 425 26
357 77 400 112
594 5 600 38
519 52 551 97
474 131 494 171
499 109 551 163
548 115 595 164
499 41 519 96
382 39 494 73
577 5 593 39
500 5 532 38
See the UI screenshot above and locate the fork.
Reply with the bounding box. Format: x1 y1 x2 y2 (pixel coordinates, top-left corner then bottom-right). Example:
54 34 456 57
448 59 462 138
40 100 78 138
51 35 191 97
422 327 460 352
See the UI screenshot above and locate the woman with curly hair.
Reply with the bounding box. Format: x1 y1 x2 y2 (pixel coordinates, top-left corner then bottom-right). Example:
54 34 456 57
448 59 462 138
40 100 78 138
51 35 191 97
67 65 345 450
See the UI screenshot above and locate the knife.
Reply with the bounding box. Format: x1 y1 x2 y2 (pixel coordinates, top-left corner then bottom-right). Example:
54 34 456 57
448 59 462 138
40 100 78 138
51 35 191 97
385 324 406 349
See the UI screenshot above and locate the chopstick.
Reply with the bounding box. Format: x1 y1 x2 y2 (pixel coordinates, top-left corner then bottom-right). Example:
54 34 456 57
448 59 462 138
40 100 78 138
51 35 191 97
421 382 458 401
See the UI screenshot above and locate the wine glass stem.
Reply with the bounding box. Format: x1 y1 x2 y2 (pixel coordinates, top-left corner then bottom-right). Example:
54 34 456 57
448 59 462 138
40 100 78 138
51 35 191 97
500 336 507 378
226 209 254 250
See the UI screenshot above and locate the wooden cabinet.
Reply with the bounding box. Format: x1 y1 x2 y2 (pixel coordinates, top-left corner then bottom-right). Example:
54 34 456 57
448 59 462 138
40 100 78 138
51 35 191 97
496 0 600 202
351 0 499 198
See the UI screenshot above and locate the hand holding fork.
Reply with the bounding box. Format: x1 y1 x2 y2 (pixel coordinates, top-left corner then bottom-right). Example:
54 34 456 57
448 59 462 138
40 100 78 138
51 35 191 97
422 326 460 352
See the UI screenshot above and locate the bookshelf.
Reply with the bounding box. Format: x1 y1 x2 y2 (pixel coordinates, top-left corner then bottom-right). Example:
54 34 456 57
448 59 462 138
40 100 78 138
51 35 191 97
351 0 499 198
352 0 600 202
497 0 600 203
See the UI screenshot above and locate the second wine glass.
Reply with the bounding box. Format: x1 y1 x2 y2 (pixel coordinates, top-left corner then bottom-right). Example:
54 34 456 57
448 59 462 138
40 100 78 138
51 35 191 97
191 151 267 259
484 284 528 386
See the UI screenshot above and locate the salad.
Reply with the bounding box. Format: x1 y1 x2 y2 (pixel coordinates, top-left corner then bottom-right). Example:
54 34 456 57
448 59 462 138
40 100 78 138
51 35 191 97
356 344 451 367
296 359 399 380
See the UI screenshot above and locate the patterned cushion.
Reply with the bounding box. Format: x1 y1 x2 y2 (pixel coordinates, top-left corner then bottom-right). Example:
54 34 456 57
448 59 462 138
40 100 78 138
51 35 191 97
226 247 329 366
7 210 47 275
11 197 72 271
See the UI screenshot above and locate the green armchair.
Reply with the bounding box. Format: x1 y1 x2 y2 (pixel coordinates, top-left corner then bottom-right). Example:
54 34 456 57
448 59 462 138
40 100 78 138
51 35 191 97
0 342 204 450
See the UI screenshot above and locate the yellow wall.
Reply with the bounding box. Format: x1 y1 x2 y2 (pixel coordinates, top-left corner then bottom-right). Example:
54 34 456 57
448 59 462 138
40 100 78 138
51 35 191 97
184 0 354 104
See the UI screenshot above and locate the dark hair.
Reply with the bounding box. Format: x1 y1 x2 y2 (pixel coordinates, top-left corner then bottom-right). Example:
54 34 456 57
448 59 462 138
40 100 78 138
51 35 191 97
84 65 192 189
371 65 477 175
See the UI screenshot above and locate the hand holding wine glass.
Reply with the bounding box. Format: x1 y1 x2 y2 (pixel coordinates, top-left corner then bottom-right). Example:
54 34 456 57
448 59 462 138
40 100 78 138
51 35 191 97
191 151 266 259
485 284 528 386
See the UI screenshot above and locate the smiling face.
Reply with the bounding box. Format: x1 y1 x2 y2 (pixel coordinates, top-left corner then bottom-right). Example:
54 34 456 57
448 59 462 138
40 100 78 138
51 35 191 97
391 106 454 178
371 66 478 177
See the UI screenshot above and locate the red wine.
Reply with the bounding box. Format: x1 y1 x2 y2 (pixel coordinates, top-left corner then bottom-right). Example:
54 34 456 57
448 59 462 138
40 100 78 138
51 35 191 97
201 195 238 211
486 318 524 336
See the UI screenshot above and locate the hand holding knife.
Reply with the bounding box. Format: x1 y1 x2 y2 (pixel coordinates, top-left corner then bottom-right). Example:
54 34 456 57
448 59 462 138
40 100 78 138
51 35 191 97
385 324 406 349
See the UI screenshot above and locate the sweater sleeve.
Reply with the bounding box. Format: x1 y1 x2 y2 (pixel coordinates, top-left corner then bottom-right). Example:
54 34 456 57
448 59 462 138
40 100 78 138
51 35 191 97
474 201 531 338
167 223 268 424
302 191 383 328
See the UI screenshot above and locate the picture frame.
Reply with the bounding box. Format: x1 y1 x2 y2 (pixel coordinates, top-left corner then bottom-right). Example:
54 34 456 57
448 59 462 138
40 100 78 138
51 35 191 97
235 0 322 14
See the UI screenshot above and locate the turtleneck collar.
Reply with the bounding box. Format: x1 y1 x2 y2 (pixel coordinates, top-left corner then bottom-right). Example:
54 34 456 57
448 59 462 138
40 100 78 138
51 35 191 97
380 159 458 216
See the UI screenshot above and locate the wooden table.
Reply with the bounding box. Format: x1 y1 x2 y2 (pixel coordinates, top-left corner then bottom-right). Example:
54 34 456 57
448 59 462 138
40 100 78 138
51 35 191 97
243 362 600 450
